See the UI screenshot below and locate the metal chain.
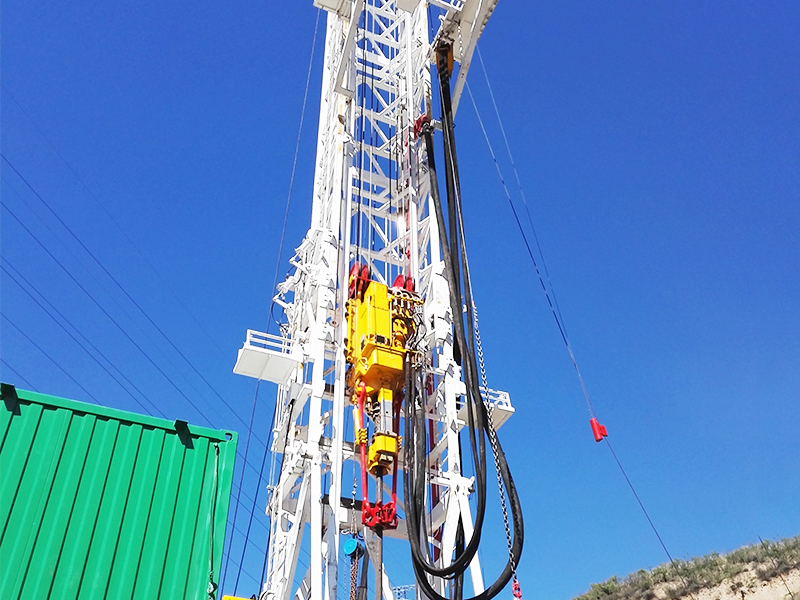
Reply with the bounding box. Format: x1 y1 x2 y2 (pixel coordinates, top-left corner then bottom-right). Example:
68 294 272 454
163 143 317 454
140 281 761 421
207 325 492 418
351 449 359 533
472 301 517 577
336 405 358 537
350 554 359 600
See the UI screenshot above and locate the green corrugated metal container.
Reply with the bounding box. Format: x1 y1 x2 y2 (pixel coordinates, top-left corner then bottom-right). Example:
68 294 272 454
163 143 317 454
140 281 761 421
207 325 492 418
0 383 238 600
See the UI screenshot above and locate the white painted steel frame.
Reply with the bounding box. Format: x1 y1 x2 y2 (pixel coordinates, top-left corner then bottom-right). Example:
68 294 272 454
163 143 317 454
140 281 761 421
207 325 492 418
236 2 506 600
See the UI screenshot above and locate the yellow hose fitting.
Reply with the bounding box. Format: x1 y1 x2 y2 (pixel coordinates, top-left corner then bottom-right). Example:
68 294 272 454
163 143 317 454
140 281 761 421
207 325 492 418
356 428 368 446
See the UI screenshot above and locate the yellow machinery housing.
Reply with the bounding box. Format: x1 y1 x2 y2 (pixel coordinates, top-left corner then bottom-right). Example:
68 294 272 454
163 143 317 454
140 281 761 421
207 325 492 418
345 277 421 476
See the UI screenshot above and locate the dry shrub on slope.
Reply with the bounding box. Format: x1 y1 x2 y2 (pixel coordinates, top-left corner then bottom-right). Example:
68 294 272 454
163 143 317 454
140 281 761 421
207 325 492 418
573 536 800 600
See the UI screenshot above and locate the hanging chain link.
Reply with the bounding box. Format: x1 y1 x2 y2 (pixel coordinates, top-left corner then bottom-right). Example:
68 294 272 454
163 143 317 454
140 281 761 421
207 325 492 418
472 301 518 579
350 553 359 600
351 456 359 533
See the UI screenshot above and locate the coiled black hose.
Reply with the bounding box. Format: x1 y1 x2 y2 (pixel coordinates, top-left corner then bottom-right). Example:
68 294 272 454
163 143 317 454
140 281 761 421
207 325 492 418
401 44 524 600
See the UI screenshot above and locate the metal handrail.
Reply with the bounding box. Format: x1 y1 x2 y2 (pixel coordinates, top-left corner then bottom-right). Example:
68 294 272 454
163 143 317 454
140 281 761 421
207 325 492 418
245 329 294 354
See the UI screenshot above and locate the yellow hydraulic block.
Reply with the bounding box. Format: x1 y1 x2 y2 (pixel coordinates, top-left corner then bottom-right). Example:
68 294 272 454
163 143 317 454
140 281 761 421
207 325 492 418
368 432 399 476
346 274 421 478
345 278 422 397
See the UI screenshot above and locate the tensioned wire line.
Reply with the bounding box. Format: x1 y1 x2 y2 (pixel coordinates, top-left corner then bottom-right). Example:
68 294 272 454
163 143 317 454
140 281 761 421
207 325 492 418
1 180 251 454
462 82 597 421
0 84 233 363
475 46 570 336
226 9 322 596
2 261 166 417
221 378 261 593
2 123 282 560
1 314 101 405
266 7 322 337
1 250 271 531
2 104 281 581
2 99 276 562
0 358 38 391
1 88 277 529
4 268 270 541
232 398 277 596
1 154 270 452
2 172 273 501
1 201 216 420
2 193 280 513
465 74 693 593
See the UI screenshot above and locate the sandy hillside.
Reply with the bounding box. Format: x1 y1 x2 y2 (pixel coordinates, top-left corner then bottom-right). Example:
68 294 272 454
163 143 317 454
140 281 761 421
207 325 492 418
572 536 799 600
655 567 799 600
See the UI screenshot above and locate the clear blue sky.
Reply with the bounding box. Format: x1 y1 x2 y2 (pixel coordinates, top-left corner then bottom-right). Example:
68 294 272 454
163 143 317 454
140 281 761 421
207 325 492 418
2 2 798 599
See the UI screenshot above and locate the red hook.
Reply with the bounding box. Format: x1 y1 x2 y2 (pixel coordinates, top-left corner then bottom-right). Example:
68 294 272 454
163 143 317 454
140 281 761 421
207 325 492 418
512 577 522 600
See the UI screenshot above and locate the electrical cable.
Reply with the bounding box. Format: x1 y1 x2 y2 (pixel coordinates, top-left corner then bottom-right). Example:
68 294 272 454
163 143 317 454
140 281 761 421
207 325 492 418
3 178 278 540
474 47 569 335
2 179 281 518
0 358 38 391
2 171 237 431
219 551 263 591
1 313 101 405
2 185 274 549
1 199 220 427
2 178 225 418
2 153 270 449
221 380 261 593
1 262 166 417
231 10 321 597
3 178 276 581
466 68 690 593
233 394 278 596
256 396 297 595
0 84 233 362
2 258 272 540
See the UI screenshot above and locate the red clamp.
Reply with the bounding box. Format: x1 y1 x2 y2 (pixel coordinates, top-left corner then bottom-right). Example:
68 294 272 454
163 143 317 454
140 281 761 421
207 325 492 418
590 417 608 442
512 578 523 600
413 114 431 139
362 500 398 530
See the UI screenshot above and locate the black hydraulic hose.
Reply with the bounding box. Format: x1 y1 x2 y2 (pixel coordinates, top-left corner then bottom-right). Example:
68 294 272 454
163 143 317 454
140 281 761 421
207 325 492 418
404 124 488 580
438 46 463 368
435 47 487 488
454 520 465 600
438 41 525 595
420 119 484 461
401 44 524 600
439 52 461 304
437 45 463 285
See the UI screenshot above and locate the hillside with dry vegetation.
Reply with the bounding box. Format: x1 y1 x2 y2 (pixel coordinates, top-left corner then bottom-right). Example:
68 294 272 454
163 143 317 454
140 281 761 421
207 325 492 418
573 536 799 600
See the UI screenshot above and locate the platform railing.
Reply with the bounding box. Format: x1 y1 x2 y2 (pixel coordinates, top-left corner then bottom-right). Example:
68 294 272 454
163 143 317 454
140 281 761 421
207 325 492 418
244 329 294 354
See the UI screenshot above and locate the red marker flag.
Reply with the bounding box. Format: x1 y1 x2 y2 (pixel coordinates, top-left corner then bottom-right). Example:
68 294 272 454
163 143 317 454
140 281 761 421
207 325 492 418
590 417 608 442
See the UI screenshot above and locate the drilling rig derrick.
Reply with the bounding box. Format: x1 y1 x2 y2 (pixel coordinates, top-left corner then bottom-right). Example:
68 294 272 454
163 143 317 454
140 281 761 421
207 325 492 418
234 2 521 600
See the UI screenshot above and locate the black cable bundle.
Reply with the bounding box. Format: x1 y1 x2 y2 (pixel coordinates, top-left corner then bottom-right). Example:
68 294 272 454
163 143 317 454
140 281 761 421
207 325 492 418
402 45 524 600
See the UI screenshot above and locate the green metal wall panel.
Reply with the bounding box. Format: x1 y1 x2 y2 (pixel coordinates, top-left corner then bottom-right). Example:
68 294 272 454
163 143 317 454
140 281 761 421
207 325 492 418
0 383 238 600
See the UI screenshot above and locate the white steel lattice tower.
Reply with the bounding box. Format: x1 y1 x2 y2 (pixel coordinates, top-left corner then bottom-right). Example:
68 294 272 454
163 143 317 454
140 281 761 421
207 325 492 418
234 2 511 600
